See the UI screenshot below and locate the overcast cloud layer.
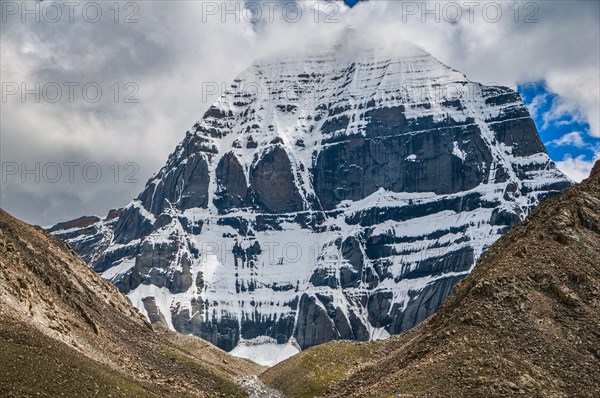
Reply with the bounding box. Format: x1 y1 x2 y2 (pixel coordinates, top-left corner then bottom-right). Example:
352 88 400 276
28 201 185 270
1 0 599 225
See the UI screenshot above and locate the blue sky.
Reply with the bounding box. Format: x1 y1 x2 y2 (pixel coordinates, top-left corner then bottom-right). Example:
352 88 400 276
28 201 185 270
519 83 600 181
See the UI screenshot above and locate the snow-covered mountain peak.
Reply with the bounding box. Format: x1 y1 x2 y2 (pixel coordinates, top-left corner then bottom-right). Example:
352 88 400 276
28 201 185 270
51 43 571 366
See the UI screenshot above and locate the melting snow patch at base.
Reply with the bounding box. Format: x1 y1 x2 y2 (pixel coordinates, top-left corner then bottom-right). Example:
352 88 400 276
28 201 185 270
230 337 301 367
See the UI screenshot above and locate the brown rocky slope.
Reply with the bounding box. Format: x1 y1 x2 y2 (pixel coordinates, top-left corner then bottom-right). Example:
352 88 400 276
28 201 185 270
0 209 264 398
262 161 600 398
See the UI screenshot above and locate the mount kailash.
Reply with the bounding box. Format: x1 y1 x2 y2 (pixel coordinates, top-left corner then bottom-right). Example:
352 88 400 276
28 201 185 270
50 43 571 366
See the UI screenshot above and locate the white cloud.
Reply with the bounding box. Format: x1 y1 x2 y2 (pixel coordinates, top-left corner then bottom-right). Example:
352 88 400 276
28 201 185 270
556 153 600 183
541 97 588 131
546 132 586 148
1 0 598 225
525 91 550 121
545 68 600 138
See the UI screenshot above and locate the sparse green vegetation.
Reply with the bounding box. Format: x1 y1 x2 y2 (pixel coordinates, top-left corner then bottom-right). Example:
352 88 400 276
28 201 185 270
260 340 389 397
0 320 159 398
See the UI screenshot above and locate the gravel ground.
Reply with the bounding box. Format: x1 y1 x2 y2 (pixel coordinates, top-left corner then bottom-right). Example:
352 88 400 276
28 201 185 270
236 376 284 398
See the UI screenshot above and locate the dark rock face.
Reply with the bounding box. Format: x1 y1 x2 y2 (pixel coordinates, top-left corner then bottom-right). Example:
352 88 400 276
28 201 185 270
293 294 368 349
314 125 491 209
50 45 572 361
199 317 240 352
340 236 363 288
309 267 339 289
388 274 463 333
294 294 337 349
113 206 154 245
142 297 169 327
215 152 249 212
250 146 303 213
240 313 296 344
140 152 210 217
367 291 393 328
